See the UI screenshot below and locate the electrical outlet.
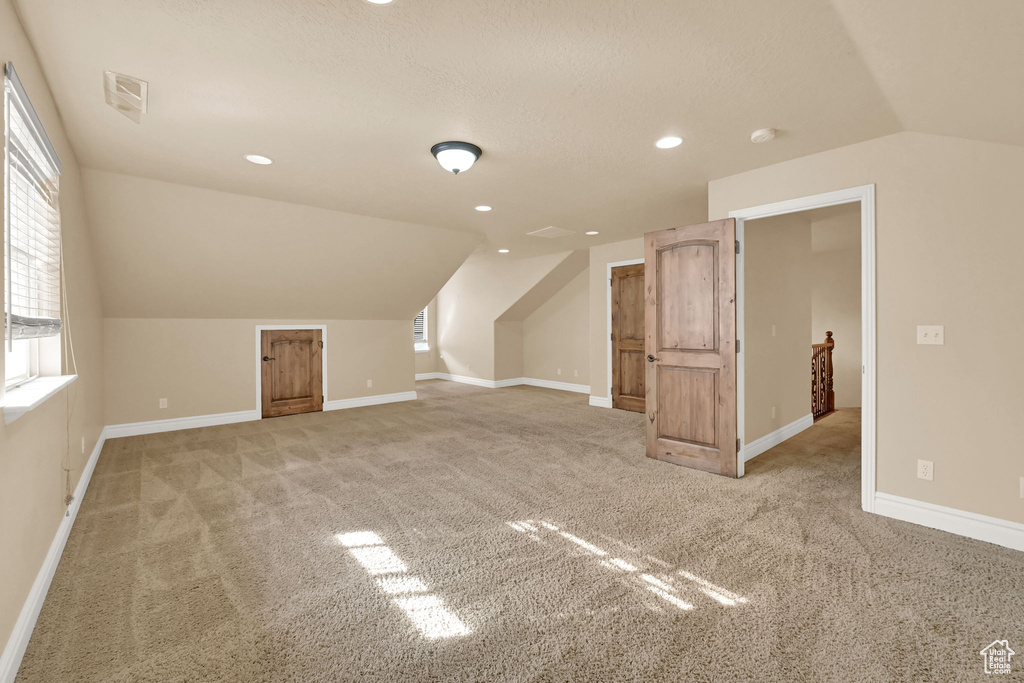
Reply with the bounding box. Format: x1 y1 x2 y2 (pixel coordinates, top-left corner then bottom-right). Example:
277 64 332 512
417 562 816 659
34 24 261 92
557 368 562 376
573 369 578 377
917 325 944 345
771 406 776 420
367 379 373 388
771 323 777 337
81 436 86 454
917 459 934 481
1019 477 1024 499
159 398 168 409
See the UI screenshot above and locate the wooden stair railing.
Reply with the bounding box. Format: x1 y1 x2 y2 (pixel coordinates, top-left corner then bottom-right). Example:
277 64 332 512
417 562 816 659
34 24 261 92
811 331 835 420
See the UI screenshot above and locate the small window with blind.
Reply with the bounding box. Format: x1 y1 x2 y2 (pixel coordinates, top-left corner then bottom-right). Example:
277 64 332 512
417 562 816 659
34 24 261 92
4 62 63 389
414 308 428 352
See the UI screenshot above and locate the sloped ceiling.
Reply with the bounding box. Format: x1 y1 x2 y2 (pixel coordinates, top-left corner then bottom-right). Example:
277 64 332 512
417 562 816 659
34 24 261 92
12 0 1024 291
83 169 479 319
498 250 589 322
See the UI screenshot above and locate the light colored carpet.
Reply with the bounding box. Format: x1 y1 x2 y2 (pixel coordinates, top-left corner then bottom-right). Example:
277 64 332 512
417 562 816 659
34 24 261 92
17 381 1024 682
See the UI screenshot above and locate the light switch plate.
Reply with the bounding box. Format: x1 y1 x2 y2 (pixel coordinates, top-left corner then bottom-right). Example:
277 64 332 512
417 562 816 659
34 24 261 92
917 325 944 345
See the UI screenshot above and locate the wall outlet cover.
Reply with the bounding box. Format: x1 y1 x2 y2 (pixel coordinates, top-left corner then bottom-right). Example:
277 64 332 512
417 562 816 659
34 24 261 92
917 459 934 481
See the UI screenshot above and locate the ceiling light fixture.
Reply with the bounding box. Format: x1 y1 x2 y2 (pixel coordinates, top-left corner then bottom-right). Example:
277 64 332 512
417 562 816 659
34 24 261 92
498 249 509 253
431 141 482 175
244 154 273 165
655 136 683 149
750 128 776 143
585 231 599 235
364 0 393 4
475 205 492 212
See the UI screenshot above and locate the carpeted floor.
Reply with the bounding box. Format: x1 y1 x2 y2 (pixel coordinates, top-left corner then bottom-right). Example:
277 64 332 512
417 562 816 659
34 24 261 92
17 381 1024 681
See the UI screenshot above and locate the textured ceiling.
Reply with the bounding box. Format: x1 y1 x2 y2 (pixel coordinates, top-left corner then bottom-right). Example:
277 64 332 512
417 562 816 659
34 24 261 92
12 0 1024 258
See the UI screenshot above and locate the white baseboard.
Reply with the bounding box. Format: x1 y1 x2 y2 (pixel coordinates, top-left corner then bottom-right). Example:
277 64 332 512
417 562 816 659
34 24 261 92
589 396 613 408
873 492 1024 552
0 427 107 683
104 409 260 439
742 413 815 463
419 373 590 394
519 378 590 394
324 391 417 411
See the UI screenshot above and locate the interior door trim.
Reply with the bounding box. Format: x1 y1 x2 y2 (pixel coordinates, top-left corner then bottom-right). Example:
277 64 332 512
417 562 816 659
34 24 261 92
605 258 645 406
254 324 328 418
729 184 876 513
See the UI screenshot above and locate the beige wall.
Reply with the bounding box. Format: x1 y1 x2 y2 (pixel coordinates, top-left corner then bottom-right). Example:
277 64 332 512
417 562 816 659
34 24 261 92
744 214 813 443
435 251 572 381
588 238 644 401
811 206 862 408
104 319 414 425
710 131 1024 524
414 298 438 376
523 270 590 385
0 0 106 653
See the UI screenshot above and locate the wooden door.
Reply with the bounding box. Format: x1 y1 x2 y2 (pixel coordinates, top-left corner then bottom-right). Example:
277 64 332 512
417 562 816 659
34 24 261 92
645 219 737 477
611 264 646 412
261 329 324 418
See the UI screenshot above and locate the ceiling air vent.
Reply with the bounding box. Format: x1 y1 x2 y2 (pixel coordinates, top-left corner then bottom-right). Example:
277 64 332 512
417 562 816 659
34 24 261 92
527 226 575 239
103 71 148 123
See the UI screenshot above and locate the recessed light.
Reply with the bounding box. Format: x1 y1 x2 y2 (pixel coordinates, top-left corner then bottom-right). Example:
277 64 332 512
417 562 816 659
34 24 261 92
585 231 599 236
498 249 510 253
244 154 273 165
475 206 492 212
655 136 683 149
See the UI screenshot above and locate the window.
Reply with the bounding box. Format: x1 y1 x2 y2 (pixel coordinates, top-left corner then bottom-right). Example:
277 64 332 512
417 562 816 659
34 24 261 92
414 308 428 352
4 62 63 389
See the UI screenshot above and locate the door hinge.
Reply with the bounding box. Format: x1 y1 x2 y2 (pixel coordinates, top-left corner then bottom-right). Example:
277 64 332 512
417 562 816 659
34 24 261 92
737 437 741 451
611 333 614 341
736 339 740 353
609 277 613 286
735 240 740 254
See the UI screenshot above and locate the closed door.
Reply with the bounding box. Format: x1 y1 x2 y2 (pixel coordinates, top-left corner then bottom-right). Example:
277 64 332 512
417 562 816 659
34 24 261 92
645 219 737 477
611 263 646 412
261 329 324 418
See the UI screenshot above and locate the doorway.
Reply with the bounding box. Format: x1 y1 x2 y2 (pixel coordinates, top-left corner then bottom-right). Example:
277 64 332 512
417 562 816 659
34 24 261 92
610 262 646 412
256 326 327 418
731 185 876 511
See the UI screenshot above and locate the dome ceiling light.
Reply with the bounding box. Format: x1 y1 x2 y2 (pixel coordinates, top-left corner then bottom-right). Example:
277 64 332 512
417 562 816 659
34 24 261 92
430 141 482 175
750 128 776 143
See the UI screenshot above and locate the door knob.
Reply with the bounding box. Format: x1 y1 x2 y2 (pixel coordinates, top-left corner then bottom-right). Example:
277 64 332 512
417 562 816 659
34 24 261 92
647 354 659 362
263 356 275 362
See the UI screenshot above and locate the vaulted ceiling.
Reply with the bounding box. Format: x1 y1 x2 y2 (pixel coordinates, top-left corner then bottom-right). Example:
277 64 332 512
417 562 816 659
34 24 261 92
13 0 1024 261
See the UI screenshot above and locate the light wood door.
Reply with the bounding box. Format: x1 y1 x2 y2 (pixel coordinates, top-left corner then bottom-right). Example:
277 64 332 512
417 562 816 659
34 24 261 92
645 219 737 477
261 329 323 418
612 263 646 412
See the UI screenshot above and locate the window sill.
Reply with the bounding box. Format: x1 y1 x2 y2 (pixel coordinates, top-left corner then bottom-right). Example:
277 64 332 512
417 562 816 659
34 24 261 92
414 344 430 354
2 375 77 424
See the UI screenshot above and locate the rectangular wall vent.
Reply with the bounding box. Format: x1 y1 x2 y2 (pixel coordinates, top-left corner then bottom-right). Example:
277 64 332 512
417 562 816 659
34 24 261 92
527 226 574 239
103 71 148 123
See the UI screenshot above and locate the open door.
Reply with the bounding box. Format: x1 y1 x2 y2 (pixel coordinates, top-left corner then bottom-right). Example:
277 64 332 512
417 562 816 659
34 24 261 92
645 219 737 477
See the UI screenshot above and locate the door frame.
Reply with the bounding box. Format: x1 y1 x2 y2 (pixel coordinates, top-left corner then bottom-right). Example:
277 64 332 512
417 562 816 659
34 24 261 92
254 324 329 417
605 258 645 405
729 184 876 512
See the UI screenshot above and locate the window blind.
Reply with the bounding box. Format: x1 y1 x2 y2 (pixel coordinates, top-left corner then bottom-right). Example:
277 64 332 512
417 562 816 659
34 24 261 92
4 62 63 346
414 309 426 343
